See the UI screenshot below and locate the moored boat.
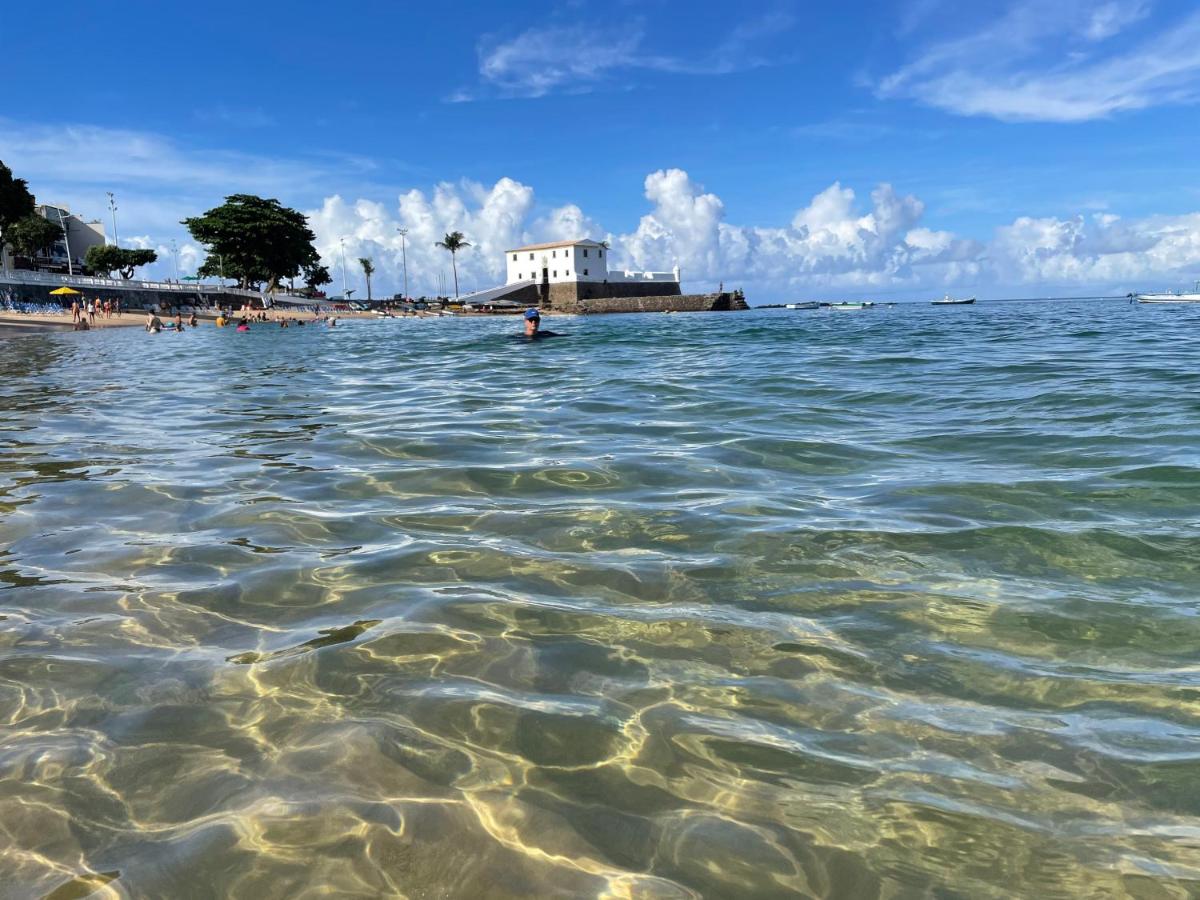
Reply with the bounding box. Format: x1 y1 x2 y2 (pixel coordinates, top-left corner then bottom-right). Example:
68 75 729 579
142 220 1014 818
831 302 872 311
1135 282 1200 303
932 295 975 305
785 302 820 309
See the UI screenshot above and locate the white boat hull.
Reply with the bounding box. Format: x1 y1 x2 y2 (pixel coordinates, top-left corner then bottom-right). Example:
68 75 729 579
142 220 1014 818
1137 293 1200 303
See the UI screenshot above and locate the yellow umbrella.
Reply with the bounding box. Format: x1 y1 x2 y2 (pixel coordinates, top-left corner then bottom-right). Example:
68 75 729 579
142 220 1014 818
49 286 82 295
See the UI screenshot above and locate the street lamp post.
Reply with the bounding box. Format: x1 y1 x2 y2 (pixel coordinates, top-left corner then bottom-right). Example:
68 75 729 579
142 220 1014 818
339 237 349 300
107 192 119 248
170 239 179 281
54 207 74 276
396 227 409 301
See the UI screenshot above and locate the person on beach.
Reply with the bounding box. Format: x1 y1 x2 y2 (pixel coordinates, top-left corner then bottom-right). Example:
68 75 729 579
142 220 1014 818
114 299 121 317
71 300 80 323
188 312 198 328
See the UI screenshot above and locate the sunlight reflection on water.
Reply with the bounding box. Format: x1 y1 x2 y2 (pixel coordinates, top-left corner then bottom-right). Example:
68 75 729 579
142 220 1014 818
2 303 1200 897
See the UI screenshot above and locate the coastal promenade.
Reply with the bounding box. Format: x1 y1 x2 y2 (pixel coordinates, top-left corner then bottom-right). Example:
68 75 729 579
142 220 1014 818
0 268 316 311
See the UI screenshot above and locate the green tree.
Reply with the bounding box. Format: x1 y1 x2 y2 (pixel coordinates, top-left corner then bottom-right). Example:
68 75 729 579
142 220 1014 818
182 194 319 291
85 244 158 278
0 161 36 266
358 257 375 302
6 214 62 259
435 231 470 299
303 263 332 290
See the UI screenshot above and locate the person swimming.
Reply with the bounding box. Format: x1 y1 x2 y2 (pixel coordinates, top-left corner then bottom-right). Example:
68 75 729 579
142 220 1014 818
236 318 250 332
521 308 561 338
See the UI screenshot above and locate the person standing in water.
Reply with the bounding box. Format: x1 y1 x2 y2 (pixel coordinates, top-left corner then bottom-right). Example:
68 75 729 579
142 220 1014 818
522 308 561 338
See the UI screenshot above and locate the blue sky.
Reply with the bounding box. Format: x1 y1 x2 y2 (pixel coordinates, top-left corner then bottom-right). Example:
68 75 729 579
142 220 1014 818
4 0 1200 300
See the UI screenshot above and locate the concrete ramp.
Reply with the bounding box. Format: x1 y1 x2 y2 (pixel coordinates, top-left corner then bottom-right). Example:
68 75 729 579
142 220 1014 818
456 279 537 306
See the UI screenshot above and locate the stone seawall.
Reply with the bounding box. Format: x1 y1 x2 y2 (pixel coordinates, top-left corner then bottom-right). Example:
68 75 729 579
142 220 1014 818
547 279 682 311
578 292 749 314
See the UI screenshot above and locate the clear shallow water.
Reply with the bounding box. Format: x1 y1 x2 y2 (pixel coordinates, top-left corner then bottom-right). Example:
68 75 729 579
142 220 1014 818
1 302 1199 899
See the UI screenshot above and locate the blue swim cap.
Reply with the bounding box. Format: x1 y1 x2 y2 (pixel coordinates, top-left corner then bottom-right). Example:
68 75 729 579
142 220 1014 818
525 308 540 319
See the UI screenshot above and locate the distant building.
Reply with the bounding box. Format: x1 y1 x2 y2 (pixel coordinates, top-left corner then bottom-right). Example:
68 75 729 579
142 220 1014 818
504 238 681 309
33 203 107 272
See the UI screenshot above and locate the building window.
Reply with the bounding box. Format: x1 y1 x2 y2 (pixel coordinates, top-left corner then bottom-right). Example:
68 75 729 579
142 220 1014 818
529 253 534 260
553 270 557 278
517 273 522 280
565 270 570 277
599 249 604 258
552 250 557 258
512 254 517 261
583 249 588 257
583 268 588 276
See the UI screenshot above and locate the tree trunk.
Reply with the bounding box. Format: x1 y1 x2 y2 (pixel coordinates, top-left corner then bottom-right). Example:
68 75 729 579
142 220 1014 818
366 275 372 302
451 253 459 298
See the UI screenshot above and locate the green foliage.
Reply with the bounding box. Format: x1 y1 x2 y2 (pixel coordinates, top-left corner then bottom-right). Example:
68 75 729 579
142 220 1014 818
85 244 158 278
358 257 375 301
6 214 62 258
436 231 470 298
303 263 332 289
182 194 319 291
0 161 35 237
436 231 469 254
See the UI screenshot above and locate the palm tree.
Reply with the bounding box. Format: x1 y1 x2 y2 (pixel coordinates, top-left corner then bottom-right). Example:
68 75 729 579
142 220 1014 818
435 231 470 299
358 257 375 302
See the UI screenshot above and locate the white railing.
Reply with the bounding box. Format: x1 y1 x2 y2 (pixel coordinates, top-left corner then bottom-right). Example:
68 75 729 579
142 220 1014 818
607 269 680 283
0 268 310 302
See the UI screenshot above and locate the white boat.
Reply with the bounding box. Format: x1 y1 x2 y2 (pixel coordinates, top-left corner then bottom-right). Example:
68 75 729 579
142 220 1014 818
785 302 819 310
831 302 870 311
1135 282 1200 303
932 295 975 305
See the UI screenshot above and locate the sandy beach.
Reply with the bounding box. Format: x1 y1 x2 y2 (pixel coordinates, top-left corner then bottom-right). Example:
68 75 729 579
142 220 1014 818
0 308 390 333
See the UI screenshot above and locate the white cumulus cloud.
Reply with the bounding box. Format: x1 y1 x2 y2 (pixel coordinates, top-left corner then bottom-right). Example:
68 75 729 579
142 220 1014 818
304 167 1200 301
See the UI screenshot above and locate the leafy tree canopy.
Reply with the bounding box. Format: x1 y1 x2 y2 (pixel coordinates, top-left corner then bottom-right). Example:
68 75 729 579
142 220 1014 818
6 215 61 258
182 194 319 291
436 231 469 253
0 161 35 237
303 262 332 289
358 257 375 301
85 244 158 279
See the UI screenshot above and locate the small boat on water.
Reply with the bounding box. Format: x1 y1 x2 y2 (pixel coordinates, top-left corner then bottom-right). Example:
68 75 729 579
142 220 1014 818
831 302 873 311
785 302 820 310
1134 282 1200 303
932 295 975 305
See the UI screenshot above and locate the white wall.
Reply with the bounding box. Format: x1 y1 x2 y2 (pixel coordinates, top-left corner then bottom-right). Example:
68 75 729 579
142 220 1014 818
36 205 107 268
607 265 680 284
505 242 609 284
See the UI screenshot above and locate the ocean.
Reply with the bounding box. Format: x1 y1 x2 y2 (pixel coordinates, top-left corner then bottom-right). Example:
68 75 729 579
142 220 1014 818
2 301 1198 897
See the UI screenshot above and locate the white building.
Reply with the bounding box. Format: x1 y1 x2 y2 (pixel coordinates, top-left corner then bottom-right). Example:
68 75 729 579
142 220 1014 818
505 239 679 287
35 203 107 271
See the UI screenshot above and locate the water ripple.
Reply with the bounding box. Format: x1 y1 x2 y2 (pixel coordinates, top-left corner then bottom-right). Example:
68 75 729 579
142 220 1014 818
2 302 1199 896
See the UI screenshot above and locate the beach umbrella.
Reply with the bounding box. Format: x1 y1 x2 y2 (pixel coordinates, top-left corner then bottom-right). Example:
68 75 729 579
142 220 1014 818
49 286 82 295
